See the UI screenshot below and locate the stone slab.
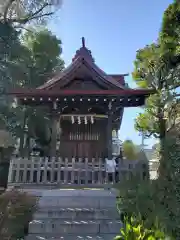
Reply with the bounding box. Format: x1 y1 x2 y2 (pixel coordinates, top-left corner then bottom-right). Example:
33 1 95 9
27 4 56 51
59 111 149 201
41 189 117 197
26 233 118 240
29 221 99 234
38 197 99 208
29 220 121 234
38 198 116 209
34 208 119 220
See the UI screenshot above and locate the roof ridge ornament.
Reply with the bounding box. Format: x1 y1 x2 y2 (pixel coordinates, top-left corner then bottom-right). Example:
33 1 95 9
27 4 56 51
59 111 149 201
82 37 85 48
72 37 94 62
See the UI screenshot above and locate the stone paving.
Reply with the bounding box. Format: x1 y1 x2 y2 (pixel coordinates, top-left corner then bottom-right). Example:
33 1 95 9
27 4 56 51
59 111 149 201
25 189 122 240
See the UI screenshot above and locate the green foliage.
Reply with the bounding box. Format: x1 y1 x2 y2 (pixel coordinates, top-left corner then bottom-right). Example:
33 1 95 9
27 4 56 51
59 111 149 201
117 178 160 226
0 23 27 136
0 189 37 239
18 28 64 149
122 140 138 160
0 3 64 147
21 28 64 87
132 42 175 139
0 24 64 151
115 217 167 240
27 107 52 145
155 133 180 238
134 95 162 138
160 1 180 63
117 134 180 239
0 23 26 90
132 43 161 89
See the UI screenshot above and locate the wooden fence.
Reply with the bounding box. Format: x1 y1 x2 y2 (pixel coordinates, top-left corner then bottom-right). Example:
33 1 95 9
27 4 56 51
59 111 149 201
8 156 147 186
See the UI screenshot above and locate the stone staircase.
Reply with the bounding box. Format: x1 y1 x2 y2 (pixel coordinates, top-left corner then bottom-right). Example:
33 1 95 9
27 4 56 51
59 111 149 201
25 189 122 240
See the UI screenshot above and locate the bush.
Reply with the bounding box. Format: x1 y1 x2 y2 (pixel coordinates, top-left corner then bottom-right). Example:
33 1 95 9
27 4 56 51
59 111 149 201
0 189 37 240
116 177 162 227
155 134 180 238
117 133 180 238
114 216 169 240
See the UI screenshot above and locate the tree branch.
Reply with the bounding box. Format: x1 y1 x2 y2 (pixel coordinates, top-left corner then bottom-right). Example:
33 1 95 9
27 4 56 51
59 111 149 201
174 93 180 97
21 12 54 23
28 3 49 19
3 0 16 22
14 26 34 33
153 133 160 138
10 3 51 24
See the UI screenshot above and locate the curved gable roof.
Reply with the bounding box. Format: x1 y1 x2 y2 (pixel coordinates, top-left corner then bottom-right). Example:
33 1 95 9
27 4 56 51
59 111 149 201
38 38 128 90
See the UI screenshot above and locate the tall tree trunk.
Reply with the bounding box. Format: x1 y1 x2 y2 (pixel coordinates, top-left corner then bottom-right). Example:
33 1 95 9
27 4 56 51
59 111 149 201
158 108 167 179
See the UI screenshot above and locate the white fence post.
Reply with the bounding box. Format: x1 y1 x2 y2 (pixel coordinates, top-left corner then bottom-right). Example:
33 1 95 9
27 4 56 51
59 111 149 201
15 157 21 183
92 158 95 184
57 157 61 183
98 159 102 184
36 157 42 184
64 158 68 184
71 158 75 184
8 158 13 183
43 157 48 183
51 157 55 183
85 158 88 185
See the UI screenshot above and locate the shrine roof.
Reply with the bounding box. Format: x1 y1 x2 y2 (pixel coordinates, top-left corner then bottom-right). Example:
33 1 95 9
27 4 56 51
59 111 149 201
37 37 127 90
7 38 155 98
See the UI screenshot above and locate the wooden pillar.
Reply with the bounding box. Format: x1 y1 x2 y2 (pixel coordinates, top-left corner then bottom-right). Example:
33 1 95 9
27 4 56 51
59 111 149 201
19 108 27 156
107 102 113 159
50 115 58 157
50 102 59 157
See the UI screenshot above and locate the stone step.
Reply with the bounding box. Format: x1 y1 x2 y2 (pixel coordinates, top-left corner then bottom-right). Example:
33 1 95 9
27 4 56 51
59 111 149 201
29 220 122 234
38 196 115 208
41 189 117 197
26 189 119 239
34 208 119 220
26 233 118 240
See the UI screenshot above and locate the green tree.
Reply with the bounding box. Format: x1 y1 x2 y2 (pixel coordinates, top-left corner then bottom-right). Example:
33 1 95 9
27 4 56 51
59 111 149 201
132 0 180 165
117 3 180 239
0 28 64 186
9 28 64 154
0 0 62 26
160 0 180 67
154 130 180 238
129 2 180 237
122 140 138 160
21 28 64 87
0 0 63 185
0 1 63 86
132 43 180 177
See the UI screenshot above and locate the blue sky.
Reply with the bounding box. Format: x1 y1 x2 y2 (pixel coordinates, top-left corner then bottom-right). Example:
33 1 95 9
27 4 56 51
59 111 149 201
48 0 172 147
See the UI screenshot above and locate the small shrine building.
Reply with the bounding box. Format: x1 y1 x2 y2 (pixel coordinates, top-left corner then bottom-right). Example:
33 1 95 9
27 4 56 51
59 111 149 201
7 38 153 186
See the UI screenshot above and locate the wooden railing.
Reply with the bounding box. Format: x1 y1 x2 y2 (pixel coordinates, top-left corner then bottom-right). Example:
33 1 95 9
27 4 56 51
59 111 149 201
8 157 147 186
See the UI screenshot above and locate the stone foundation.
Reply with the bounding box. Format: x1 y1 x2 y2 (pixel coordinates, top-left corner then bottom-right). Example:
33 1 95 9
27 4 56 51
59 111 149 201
25 189 121 240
